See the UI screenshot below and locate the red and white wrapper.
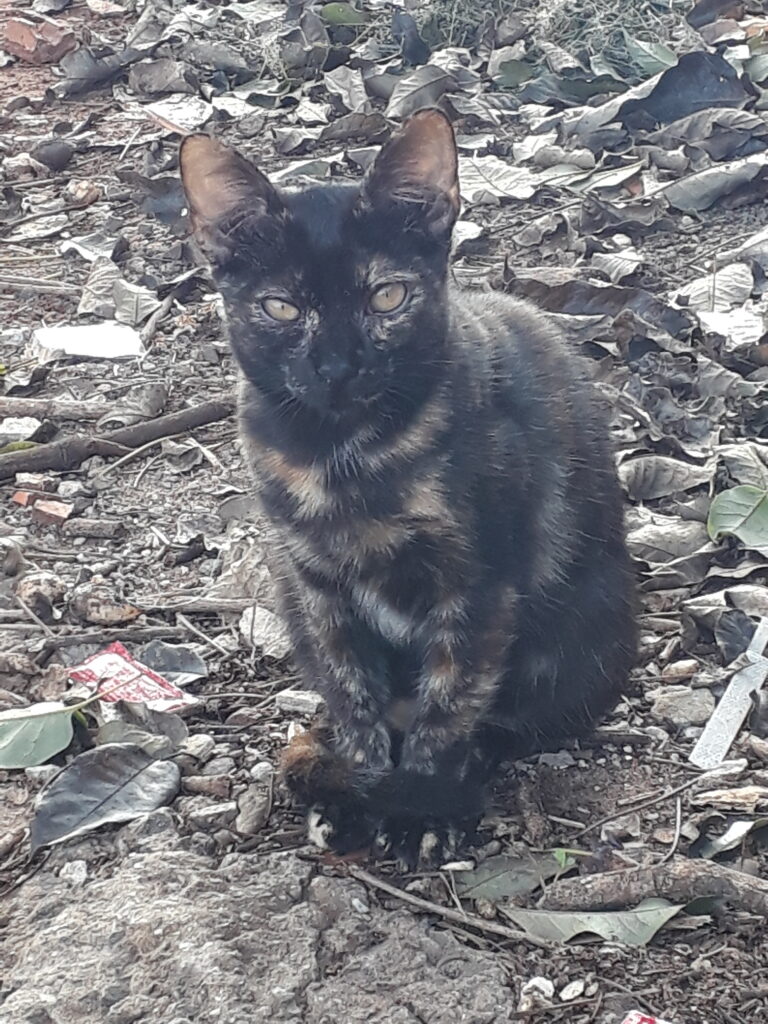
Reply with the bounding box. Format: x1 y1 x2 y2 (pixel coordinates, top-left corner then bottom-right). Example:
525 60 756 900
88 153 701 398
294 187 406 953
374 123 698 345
68 641 199 713
621 1013 675 1024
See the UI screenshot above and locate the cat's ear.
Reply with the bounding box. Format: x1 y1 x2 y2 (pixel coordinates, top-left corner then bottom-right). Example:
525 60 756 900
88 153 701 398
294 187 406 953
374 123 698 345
362 108 460 237
179 135 283 261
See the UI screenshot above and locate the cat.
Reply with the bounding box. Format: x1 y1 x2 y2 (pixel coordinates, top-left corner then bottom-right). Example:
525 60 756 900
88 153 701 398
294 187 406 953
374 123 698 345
179 109 637 868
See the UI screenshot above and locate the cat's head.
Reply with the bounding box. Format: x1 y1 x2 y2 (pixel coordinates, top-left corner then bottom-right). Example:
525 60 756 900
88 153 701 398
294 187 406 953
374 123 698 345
180 109 460 439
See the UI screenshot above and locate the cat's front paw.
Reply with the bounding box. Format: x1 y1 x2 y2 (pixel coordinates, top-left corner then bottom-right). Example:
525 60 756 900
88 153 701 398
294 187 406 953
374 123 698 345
307 799 376 856
370 767 482 870
375 816 464 871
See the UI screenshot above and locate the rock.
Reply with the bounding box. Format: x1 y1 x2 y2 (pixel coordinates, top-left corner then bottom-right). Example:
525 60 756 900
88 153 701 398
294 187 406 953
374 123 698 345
202 755 236 776
31 139 75 172
275 688 324 716
3 12 76 64
239 605 291 659
2 849 516 1023
59 860 87 886
559 979 585 1002
185 800 238 830
518 977 555 1013
234 779 273 835
180 733 215 762
661 658 699 682
183 775 231 799
650 686 715 727
250 761 274 783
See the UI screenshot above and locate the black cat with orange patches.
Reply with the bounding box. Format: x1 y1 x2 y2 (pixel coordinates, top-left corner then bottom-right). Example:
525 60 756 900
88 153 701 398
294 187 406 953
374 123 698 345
180 110 636 867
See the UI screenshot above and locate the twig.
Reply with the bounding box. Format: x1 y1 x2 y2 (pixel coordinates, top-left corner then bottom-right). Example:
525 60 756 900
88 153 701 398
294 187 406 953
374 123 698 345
35 626 186 652
348 866 553 949
0 276 80 295
0 398 234 479
176 612 231 657
138 596 253 614
15 594 55 638
574 776 700 837
540 856 768 918
658 795 683 866
0 396 114 421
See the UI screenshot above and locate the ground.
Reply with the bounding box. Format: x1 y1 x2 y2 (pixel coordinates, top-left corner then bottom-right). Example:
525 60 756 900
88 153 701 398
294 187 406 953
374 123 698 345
2 1 768 1022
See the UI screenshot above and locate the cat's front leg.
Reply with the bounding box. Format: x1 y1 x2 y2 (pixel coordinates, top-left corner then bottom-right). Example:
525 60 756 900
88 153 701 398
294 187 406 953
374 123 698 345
374 587 518 867
281 581 394 851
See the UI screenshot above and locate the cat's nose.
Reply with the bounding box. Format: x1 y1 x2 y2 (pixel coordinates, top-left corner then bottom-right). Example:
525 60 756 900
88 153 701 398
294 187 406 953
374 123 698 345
316 355 351 384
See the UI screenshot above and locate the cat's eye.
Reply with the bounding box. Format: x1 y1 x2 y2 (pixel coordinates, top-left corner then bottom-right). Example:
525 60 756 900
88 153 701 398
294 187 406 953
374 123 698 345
369 282 407 314
263 297 301 322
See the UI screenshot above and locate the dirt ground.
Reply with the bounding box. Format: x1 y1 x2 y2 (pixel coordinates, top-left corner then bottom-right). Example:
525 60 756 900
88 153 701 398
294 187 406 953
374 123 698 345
3 1 768 1022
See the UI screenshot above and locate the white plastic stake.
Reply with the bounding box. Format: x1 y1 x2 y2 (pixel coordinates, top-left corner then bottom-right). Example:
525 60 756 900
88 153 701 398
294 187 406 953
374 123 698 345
689 617 768 770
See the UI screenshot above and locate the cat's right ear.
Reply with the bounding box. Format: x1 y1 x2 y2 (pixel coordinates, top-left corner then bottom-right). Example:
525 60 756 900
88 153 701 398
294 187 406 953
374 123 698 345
179 135 283 264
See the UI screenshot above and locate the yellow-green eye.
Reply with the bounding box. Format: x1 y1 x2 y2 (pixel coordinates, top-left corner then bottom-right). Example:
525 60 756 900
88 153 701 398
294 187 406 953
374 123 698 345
369 282 407 314
263 297 300 322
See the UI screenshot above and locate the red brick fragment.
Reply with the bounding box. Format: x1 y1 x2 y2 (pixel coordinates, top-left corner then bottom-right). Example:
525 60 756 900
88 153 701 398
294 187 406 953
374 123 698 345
11 490 37 507
30 499 74 526
4 13 76 65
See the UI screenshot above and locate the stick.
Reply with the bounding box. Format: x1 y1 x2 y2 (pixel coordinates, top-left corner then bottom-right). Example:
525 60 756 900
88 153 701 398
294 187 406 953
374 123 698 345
540 856 768 917
0 397 116 421
348 866 553 949
0 398 234 478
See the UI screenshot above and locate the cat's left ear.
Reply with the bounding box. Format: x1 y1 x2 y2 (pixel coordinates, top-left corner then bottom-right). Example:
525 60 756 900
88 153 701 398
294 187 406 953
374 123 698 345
362 108 460 238
179 135 283 263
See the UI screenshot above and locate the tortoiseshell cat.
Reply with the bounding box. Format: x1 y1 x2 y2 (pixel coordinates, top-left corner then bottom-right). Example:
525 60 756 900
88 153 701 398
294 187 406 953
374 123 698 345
180 110 636 867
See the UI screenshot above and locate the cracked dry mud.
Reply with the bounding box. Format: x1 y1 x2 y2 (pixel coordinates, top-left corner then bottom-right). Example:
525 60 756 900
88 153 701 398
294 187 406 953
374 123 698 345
1 812 517 1024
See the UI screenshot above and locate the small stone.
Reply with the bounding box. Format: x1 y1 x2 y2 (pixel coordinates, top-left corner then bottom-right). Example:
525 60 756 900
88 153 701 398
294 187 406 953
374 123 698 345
239 605 291 659
31 139 75 172
749 734 768 762
250 761 274 783
203 755 236 777
30 499 74 526
25 764 60 786
180 733 215 762
475 898 497 920
275 688 324 716
186 801 237 829
662 658 699 682
518 977 554 1013
59 860 88 885
183 775 231 799
4 13 76 64
650 686 715 727
559 979 585 1002
234 781 272 835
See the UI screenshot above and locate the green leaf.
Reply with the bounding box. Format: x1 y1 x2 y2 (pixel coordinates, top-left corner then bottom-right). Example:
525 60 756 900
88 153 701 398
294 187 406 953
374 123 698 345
501 897 683 946
0 702 74 769
622 31 677 77
708 485 768 552
492 59 534 89
454 851 575 901
320 3 368 26
0 440 38 455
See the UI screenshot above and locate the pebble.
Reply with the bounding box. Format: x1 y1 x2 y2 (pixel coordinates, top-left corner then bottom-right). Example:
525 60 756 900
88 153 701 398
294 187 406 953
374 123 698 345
250 761 274 783
180 733 215 763
238 605 291 659
275 688 324 715
662 658 699 682
183 774 231 799
187 801 238 829
650 686 715 727
234 780 272 835
559 979 585 1002
59 860 88 885
202 755 236 777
